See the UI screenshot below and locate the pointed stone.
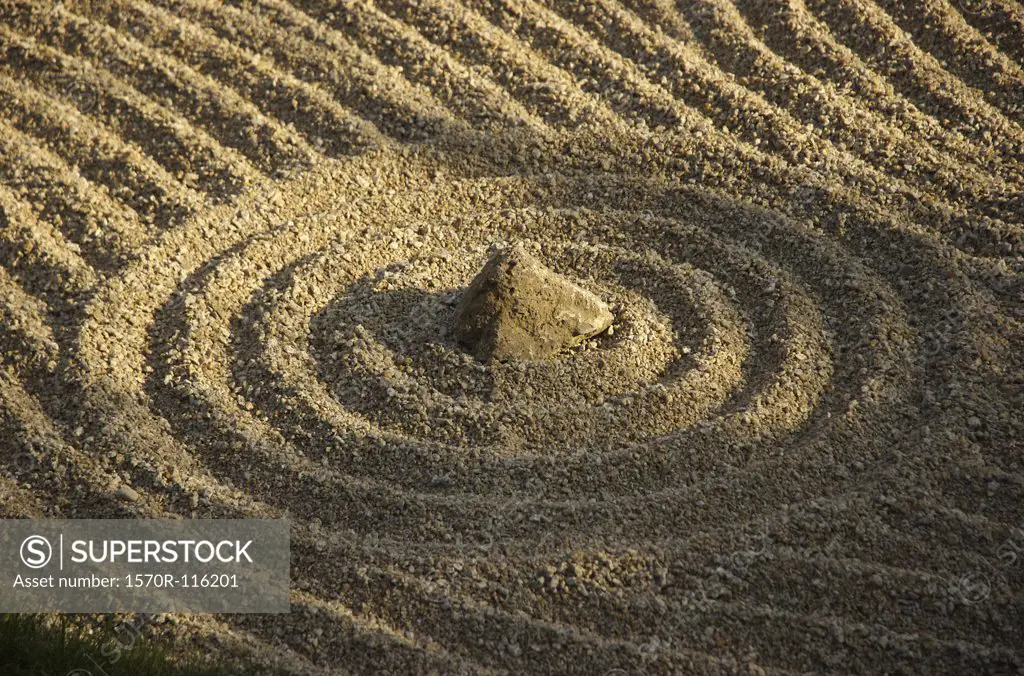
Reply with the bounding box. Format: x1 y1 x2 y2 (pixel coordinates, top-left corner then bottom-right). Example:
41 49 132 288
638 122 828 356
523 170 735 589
454 244 613 361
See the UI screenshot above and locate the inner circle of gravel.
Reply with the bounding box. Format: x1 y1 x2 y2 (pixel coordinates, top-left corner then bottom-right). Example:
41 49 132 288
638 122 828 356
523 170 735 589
307 240 714 449
235 201 833 480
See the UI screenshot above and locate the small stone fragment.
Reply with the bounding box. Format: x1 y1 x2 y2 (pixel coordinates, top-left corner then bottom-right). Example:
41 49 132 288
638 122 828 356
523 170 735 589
454 243 613 361
115 485 140 502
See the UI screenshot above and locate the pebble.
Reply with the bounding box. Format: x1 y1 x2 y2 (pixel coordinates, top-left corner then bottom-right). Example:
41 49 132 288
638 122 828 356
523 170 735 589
115 485 140 503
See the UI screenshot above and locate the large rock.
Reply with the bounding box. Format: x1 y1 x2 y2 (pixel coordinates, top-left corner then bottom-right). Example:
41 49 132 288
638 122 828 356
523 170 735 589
454 244 613 361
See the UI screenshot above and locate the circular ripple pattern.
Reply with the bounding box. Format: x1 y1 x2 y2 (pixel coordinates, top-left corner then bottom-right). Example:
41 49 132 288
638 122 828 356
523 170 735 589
1 0 1022 673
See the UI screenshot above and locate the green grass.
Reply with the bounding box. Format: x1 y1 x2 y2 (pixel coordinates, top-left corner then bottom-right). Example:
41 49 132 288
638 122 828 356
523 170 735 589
0 614 236 676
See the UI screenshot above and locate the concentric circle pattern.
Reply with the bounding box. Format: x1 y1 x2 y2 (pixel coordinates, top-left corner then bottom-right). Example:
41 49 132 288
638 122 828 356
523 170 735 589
1 0 1022 672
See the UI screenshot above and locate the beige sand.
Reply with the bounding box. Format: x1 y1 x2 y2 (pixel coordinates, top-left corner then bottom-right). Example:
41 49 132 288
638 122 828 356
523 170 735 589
1 0 1022 672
